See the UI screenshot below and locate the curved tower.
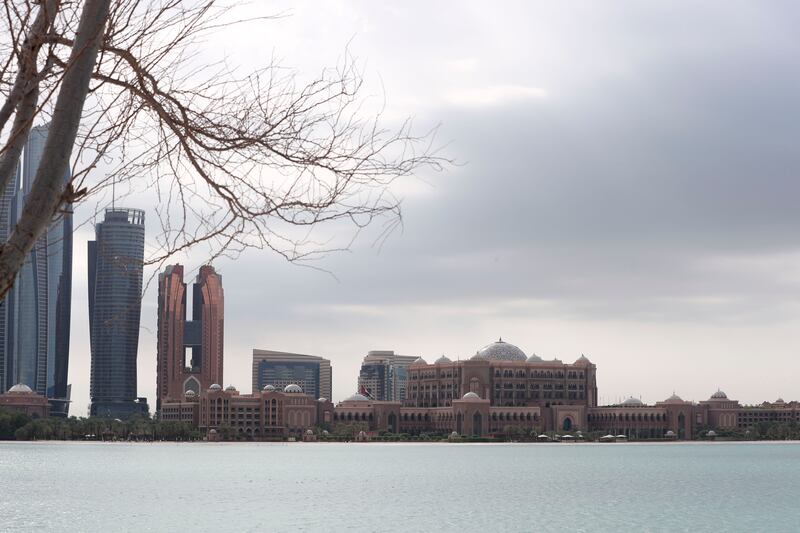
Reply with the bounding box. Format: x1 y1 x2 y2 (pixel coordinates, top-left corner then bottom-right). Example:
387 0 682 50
88 208 146 418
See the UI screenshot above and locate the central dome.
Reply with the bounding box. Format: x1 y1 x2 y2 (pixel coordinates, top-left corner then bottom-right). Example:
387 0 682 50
477 338 527 362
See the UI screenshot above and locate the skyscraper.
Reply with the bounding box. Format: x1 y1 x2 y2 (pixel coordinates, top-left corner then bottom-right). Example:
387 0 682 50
252 350 332 400
156 264 223 413
88 208 147 418
0 124 73 416
357 350 418 402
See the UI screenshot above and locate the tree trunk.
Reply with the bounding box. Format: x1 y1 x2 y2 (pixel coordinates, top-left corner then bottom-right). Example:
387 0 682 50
0 0 111 299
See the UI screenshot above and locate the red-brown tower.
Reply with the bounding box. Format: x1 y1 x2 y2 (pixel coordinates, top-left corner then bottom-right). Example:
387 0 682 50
156 264 224 413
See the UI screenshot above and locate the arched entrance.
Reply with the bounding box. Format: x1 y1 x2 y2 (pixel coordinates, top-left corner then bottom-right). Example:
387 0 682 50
388 413 397 433
562 417 573 431
183 376 200 394
456 413 463 434
472 411 482 436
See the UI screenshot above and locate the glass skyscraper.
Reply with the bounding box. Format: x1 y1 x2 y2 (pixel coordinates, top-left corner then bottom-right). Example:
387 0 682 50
88 208 148 418
0 124 73 416
357 351 419 402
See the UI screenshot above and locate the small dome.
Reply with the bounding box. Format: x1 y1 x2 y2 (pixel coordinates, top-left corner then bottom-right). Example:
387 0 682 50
306 429 314 435
621 397 644 406
225 385 237 392
412 357 427 365
208 429 218 434
527 353 543 363
574 354 591 365
8 383 33 394
322 430 329 435
551 358 562 364
343 393 370 402
706 430 717 437
451 431 459 437
470 351 487 361
775 398 785 403
477 338 527 361
284 384 303 394
462 392 480 400
318 397 328 402
435 355 452 364
184 390 196 397
710 389 727 399
665 393 683 402
665 430 676 437
262 384 276 392
209 384 222 391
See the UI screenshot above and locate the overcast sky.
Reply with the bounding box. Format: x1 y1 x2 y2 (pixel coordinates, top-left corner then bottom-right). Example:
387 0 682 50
66 1 800 415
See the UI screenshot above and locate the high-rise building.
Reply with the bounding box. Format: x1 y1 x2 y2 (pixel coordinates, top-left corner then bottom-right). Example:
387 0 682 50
156 264 223 413
357 350 418 402
88 208 147 418
252 350 332 400
0 124 72 416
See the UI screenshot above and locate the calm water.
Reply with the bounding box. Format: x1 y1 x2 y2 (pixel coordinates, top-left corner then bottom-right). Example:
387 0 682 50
1 441 799 532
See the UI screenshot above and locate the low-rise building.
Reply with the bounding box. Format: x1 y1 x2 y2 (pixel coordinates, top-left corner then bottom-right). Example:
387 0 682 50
0 383 50 418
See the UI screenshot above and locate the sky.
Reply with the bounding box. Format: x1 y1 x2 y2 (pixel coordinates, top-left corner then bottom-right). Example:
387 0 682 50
65 1 800 416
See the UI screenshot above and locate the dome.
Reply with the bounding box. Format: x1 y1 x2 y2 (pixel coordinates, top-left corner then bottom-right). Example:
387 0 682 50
710 389 727 399
262 384 276 392
208 384 222 391
412 357 427 365
184 390 196 397
665 393 683 402
707 430 717 437
8 383 33 394
574 354 591 365
306 429 314 435
527 353 543 363
435 355 452 364
208 429 218 434
470 351 487 361
343 393 370 402
225 385 237 392
477 338 527 362
284 384 303 394
462 392 480 400
318 397 328 402
621 397 644 406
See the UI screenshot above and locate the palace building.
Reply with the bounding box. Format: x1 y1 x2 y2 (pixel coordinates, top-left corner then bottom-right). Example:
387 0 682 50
160 338 797 441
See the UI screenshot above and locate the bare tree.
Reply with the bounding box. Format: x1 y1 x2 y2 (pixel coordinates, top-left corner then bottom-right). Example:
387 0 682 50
0 0 445 298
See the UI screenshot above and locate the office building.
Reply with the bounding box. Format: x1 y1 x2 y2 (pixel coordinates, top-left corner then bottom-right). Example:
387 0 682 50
252 349 331 401
88 208 147 418
357 350 418 402
0 124 72 416
156 264 223 414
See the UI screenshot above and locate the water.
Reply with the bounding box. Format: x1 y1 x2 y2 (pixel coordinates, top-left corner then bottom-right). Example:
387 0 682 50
1 441 798 532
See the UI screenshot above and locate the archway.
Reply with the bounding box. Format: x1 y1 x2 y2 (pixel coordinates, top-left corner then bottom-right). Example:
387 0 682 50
472 411 483 436
562 417 573 431
456 413 463 434
183 376 200 394
388 413 397 433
